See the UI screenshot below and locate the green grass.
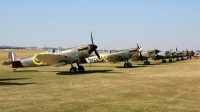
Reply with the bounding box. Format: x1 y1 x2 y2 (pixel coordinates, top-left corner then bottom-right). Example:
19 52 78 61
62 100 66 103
1 50 200 112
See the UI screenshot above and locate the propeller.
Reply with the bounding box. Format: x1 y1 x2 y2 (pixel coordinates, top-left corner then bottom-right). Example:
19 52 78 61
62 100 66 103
154 48 160 60
170 49 174 59
176 47 179 58
88 32 100 59
137 43 143 61
186 48 189 58
91 32 94 44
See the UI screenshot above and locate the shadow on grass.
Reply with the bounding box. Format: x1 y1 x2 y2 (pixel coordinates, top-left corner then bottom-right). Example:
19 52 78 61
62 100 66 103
57 70 121 75
0 78 30 81
0 78 34 86
115 65 151 68
15 70 39 72
0 82 34 86
136 61 179 66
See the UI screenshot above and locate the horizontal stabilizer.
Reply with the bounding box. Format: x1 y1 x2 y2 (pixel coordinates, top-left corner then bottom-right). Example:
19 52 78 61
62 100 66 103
2 61 12 65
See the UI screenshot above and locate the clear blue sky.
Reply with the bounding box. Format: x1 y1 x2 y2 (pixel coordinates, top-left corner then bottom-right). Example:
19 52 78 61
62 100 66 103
0 0 200 51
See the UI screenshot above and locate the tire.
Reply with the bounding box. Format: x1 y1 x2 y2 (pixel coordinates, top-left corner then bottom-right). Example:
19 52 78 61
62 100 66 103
147 61 150 65
78 66 85 72
128 63 132 67
124 63 129 68
70 67 77 73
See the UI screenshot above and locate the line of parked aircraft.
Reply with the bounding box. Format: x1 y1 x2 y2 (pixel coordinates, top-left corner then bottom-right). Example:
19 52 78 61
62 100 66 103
2 32 197 73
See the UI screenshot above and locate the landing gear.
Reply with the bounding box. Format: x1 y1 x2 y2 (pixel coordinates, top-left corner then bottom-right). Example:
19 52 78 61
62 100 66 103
169 59 172 62
176 58 180 61
124 63 132 68
181 57 184 60
144 61 150 65
124 60 132 68
69 62 85 73
162 59 166 63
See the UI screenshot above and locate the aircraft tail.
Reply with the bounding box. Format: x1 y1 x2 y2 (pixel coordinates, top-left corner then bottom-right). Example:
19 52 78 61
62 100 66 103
3 51 23 68
8 51 20 62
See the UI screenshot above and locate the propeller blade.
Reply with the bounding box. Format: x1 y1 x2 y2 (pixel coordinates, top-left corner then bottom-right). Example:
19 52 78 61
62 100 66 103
136 43 140 49
139 52 143 62
91 31 94 45
94 50 100 59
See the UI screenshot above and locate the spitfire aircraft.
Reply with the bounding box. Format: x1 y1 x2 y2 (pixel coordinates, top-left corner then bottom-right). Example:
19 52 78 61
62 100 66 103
85 44 142 68
182 49 194 59
172 47 188 61
150 49 176 63
37 32 100 73
130 49 161 65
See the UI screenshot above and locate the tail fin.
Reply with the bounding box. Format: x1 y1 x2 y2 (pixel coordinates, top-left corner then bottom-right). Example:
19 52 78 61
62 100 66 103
3 52 23 68
8 51 20 62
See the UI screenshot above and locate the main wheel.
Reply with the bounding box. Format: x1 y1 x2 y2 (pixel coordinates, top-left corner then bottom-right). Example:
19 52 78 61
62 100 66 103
147 61 150 65
169 59 172 62
124 63 129 68
78 66 85 72
70 67 77 73
162 60 166 63
128 63 132 67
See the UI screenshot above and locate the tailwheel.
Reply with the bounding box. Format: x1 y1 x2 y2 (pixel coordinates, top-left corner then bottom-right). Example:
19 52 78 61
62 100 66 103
124 63 129 68
78 66 85 72
13 68 17 72
70 67 77 73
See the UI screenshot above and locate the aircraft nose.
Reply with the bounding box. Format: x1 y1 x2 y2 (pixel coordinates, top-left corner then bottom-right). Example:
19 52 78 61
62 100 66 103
139 48 143 52
90 44 97 50
88 44 97 54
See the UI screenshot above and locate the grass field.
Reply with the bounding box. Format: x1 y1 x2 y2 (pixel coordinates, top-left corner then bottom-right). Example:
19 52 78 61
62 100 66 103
0 50 200 112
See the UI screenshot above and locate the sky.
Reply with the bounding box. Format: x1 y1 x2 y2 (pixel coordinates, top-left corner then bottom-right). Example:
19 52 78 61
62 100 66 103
0 0 200 51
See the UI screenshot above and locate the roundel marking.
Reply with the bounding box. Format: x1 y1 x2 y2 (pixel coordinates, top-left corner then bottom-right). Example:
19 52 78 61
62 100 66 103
96 55 104 62
32 52 44 65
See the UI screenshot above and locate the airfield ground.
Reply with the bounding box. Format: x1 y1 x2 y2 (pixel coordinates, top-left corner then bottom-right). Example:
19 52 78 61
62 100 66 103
0 50 200 112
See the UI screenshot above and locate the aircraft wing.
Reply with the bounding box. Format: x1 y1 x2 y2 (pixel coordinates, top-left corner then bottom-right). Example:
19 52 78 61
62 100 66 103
37 54 79 65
